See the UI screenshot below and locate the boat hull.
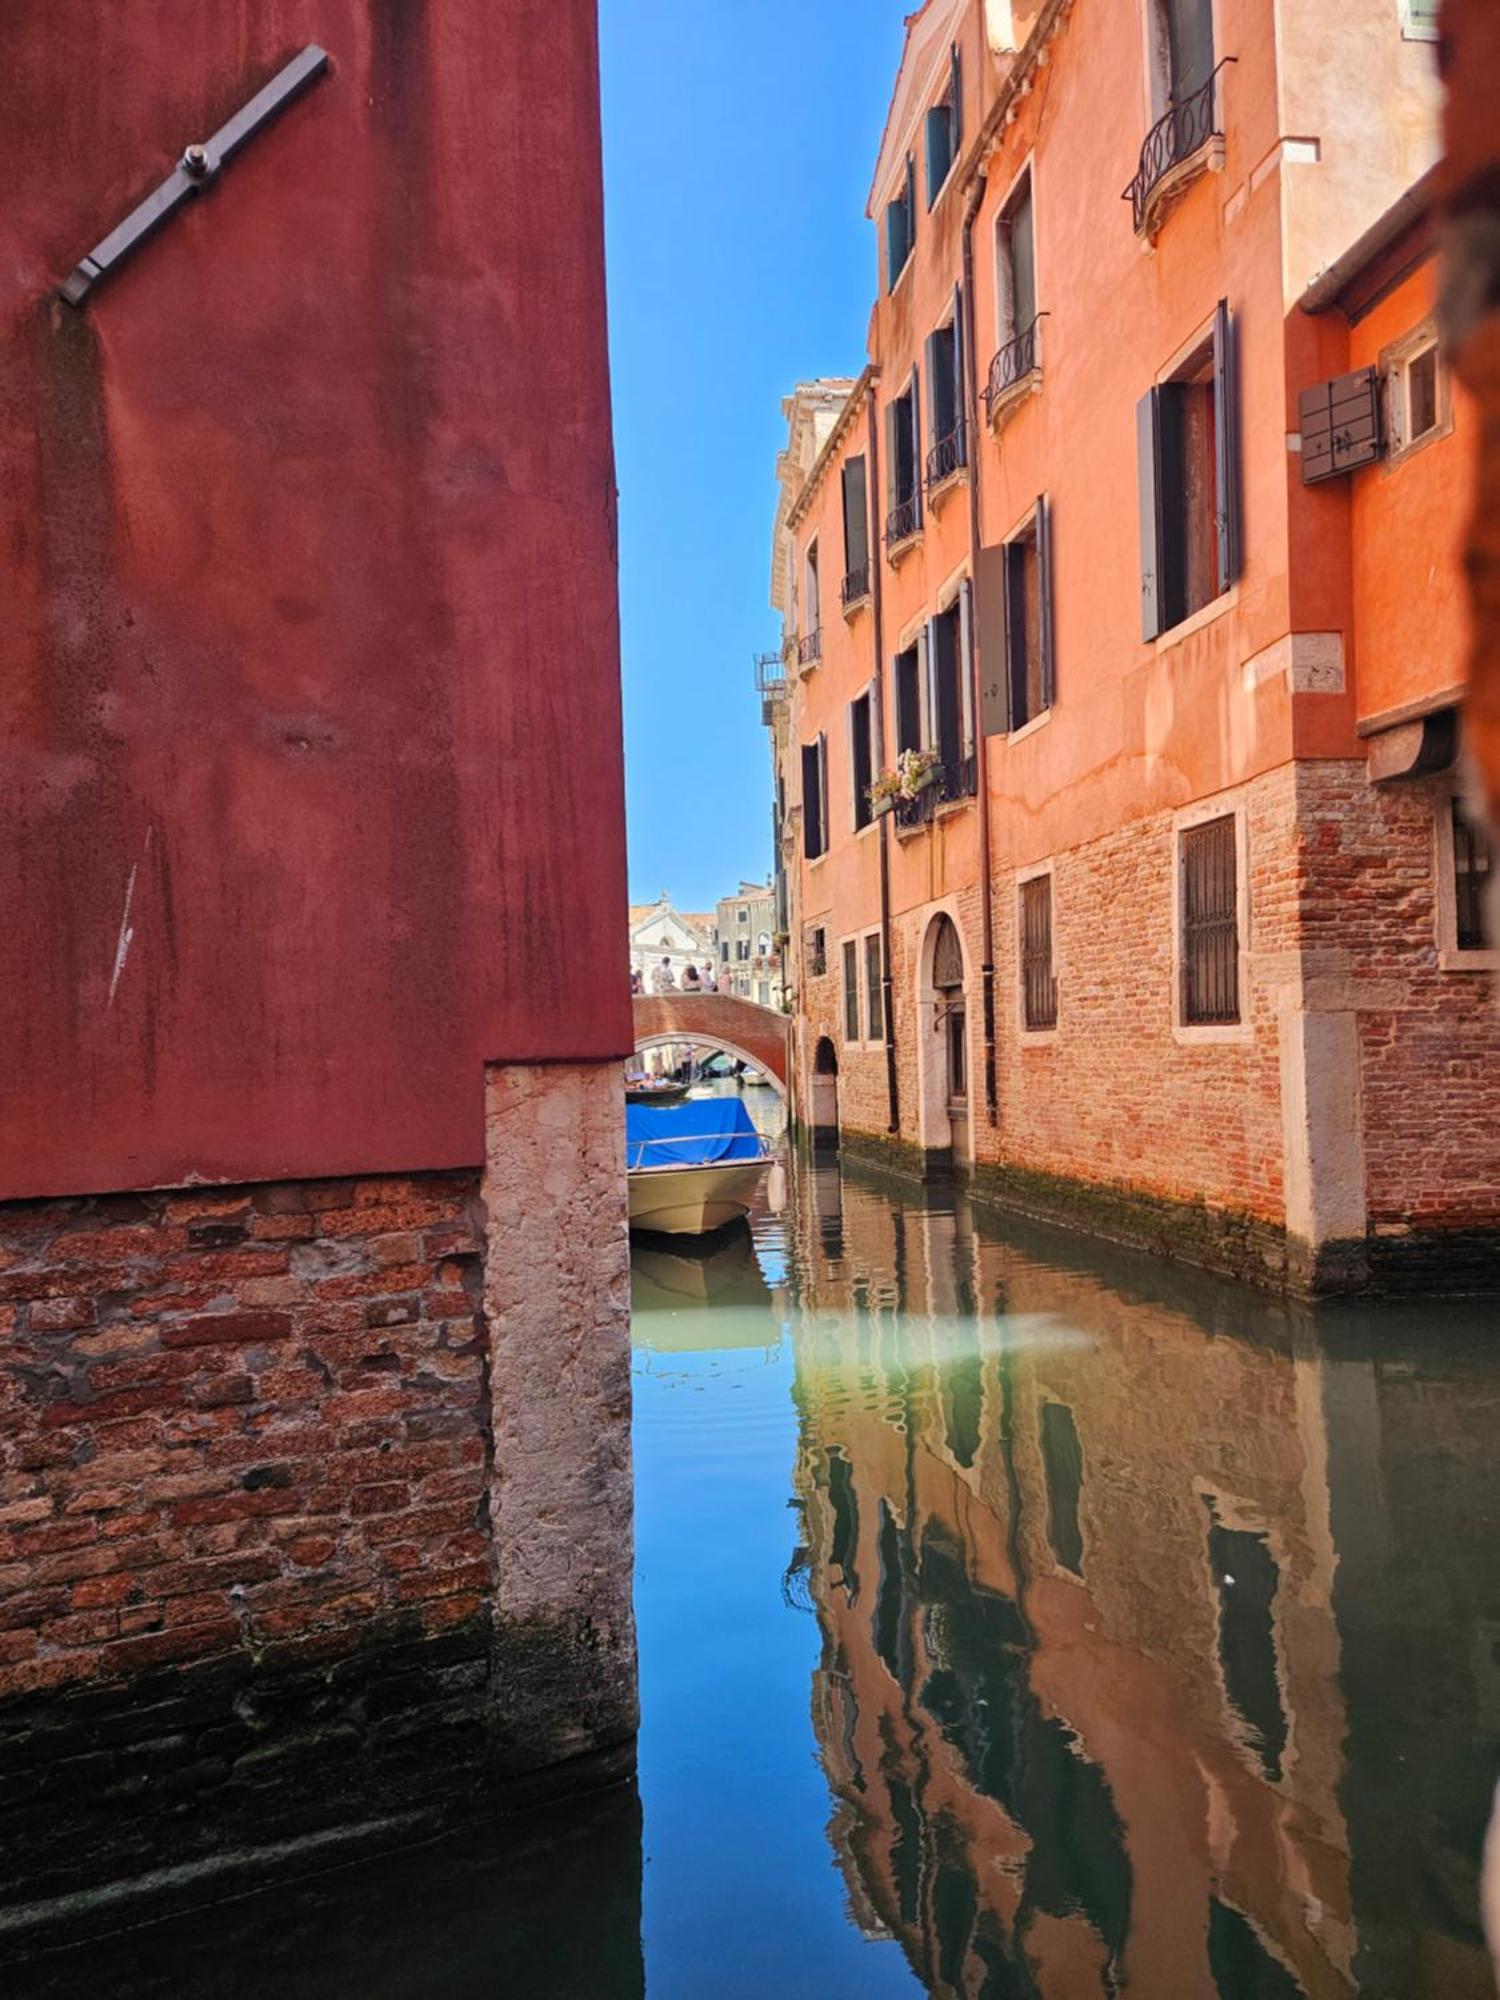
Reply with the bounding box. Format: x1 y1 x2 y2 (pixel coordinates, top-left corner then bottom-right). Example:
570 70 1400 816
627 1159 769 1236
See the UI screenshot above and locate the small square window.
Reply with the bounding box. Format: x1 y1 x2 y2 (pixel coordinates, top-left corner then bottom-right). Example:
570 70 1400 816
1384 325 1448 460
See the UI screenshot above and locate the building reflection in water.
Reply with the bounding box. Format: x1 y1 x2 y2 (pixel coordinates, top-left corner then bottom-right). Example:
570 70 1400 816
787 1158 1500 1999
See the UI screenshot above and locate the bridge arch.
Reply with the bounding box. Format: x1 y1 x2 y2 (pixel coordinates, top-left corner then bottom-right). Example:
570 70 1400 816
632 994 789 1095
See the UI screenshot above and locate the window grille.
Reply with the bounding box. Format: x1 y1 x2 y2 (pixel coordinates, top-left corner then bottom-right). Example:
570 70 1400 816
1181 816 1239 1023
1021 876 1058 1030
1454 800 1493 952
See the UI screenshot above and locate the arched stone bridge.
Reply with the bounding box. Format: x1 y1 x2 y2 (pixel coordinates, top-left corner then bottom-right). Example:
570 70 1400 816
633 994 790 1094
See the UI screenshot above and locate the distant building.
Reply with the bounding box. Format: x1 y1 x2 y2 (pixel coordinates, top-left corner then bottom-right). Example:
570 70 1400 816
716 881 784 1008
629 892 716 986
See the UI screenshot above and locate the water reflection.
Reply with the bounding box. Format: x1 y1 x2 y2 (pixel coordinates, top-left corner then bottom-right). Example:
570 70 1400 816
788 1160 1500 1999
5 1156 1496 1998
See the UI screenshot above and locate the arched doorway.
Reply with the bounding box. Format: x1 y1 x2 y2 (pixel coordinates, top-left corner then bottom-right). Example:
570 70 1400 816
809 1036 839 1150
919 912 969 1169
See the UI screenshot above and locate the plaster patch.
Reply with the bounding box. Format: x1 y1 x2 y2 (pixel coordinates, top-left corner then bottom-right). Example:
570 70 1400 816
1242 632 1345 694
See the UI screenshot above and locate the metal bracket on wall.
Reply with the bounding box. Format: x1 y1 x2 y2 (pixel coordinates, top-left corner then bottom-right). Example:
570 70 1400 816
58 44 329 307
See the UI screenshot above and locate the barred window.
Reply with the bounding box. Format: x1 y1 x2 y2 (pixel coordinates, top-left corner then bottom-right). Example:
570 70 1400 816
1453 800 1492 952
1021 875 1057 1030
1181 815 1240 1024
842 940 861 1043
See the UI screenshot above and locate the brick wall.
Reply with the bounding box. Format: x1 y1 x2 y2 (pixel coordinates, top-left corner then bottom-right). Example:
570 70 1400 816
804 763 1500 1290
0 1169 495 1914
1293 763 1500 1239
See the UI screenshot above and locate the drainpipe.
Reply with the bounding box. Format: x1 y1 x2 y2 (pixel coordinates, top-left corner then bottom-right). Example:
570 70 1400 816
961 172 999 1125
867 375 901 1137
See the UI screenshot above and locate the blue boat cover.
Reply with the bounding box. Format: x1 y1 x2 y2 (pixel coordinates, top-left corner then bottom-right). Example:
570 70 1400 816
626 1097 762 1170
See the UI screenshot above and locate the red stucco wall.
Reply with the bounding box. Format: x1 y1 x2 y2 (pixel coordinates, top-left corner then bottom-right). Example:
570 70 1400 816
0 0 631 1201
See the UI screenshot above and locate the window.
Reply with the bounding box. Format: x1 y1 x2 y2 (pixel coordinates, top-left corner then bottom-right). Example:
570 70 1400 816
842 939 861 1042
977 497 1053 733
1399 0 1439 39
885 153 916 292
929 600 968 781
885 374 922 548
799 539 821 664
720 940 729 963
1021 873 1057 1030
865 933 884 1042
894 641 923 755
994 169 1036 358
841 456 871 608
1152 0 1215 113
737 909 749 924
758 931 772 956
924 44 962 207
1138 301 1240 640
1449 798 1493 954
924 295 966 487
807 925 828 976
756 981 769 1005
1385 325 1446 459
801 734 828 860
1180 815 1240 1025
737 938 750 961
850 686 876 831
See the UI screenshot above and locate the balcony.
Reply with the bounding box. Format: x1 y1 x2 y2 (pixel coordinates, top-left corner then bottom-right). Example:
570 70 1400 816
1123 60 1233 239
925 421 968 495
754 650 786 727
985 316 1044 427
840 560 871 612
884 493 921 555
796 628 822 670
893 755 977 831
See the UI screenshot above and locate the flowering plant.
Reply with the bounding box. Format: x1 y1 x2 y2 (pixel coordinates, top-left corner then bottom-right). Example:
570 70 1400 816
869 748 941 809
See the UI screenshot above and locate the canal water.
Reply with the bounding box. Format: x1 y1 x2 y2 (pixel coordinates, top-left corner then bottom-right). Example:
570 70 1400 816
14 1126 1500 1998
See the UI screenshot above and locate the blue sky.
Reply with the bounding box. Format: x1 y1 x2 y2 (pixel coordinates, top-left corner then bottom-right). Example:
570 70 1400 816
600 1 907 914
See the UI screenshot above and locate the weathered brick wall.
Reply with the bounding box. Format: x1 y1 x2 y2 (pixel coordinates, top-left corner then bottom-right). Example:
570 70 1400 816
0 1169 493 1914
1293 763 1500 1235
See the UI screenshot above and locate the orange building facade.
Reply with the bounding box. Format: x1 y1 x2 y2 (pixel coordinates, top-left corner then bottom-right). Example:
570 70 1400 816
766 0 1497 1294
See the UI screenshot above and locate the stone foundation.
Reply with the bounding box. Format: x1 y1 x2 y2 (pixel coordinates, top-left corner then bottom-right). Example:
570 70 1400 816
0 1060 634 1936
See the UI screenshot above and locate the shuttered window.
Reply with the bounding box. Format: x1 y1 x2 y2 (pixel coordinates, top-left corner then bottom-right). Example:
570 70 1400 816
1299 368 1381 484
1180 815 1240 1024
894 642 923 755
806 925 827 977
886 153 917 290
865 933 884 1042
1021 875 1058 1030
1138 300 1240 640
842 939 861 1042
999 497 1055 730
801 734 828 861
841 456 870 604
1453 800 1493 952
925 45 962 204
850 688 875 831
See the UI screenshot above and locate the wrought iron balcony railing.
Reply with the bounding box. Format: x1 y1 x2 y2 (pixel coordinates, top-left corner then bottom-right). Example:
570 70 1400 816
796 628 822 668
753 651 786 699
985 316 1043 415
1123 59 1234 235
892 755 977 830
885 492 921 550
840 560 871 609
925 420 968 490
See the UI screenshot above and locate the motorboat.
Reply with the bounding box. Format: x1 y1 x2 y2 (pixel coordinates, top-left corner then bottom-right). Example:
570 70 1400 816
626 1098 771 1236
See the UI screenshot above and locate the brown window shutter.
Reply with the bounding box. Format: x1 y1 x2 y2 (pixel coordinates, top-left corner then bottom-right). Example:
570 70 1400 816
975 544 1009 737
1301 367 1381 484
1137 389 1165 642
1213 300 1241 592
1037 493 1055 711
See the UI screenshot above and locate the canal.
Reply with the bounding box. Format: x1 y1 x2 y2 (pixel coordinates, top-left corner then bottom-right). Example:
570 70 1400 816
14 1135 1500 1997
